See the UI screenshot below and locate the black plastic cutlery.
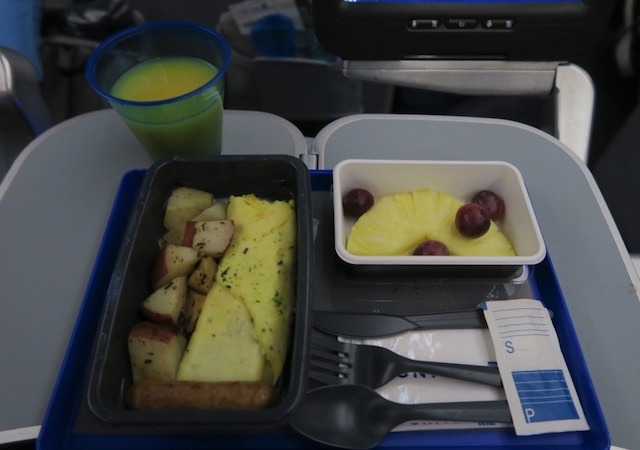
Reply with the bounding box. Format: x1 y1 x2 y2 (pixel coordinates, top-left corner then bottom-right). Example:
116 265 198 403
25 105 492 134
309 333 502 389
290 384 511 449
313 309 487 338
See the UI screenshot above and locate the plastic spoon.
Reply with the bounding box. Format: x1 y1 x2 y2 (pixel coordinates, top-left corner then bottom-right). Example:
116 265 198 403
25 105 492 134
290 384 511 449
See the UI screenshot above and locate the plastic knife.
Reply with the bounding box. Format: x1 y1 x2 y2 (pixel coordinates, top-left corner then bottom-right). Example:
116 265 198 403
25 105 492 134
313 309 487 338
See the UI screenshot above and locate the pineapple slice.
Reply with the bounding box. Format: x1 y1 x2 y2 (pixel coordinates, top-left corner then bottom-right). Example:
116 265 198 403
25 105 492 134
346 188 515 257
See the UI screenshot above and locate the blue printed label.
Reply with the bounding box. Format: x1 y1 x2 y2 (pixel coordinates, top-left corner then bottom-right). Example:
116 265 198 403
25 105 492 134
482 299 589 434
513 369 579 423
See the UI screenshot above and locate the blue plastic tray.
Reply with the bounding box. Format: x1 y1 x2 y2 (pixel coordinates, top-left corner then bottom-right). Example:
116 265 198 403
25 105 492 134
37 169 610 449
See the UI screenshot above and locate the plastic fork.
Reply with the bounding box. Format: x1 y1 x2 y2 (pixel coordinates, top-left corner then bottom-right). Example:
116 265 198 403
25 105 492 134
310 333 502 389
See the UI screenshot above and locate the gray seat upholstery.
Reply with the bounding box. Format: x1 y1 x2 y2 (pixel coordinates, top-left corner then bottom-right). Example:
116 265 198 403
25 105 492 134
0 46 54 179
0 46 54 136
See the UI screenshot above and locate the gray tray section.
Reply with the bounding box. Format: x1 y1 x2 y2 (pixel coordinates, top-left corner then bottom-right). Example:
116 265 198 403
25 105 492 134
313 114 640 449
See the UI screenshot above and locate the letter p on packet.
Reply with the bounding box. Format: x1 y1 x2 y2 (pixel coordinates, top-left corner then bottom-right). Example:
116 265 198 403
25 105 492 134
482 299 589 435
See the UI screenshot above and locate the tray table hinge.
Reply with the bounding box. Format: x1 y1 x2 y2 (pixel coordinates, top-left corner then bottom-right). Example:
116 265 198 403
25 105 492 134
299 152 318 170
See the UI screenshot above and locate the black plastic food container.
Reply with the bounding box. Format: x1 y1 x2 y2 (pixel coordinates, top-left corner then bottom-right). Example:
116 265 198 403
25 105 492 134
86 155 313 430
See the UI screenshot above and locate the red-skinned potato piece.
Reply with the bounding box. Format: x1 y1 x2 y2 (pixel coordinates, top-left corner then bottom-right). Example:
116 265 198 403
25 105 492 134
191 202 228 221
163 221 197 247
183 289 207 334
128 321 187 383
191 220 235 258
163 187 214 230
141 275 188 326
187 255 218 294
150 244 200 291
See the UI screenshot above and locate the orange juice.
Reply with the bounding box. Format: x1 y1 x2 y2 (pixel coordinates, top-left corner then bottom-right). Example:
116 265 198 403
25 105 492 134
110 56 224 160
111 56 218 101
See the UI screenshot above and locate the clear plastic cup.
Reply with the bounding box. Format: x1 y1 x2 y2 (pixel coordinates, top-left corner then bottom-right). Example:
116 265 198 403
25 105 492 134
86 21 231 161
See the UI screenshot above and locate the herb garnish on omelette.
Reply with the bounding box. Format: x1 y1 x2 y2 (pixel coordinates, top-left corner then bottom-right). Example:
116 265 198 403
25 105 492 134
177 194 296 384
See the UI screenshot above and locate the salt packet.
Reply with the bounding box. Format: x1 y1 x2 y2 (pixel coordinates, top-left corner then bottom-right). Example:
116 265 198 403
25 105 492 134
482 299 589 435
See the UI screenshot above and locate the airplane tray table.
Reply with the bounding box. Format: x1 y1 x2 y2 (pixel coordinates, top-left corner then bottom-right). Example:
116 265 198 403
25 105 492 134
3 111 638 449
0 109 309 445
37 169 609 449
312 115 640 449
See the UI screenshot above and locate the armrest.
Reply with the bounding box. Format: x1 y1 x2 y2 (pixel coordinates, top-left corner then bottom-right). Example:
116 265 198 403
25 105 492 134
0 46 54 136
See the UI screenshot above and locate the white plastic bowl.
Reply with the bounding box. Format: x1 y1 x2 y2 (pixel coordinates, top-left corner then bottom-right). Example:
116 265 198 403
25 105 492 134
333 159 546 274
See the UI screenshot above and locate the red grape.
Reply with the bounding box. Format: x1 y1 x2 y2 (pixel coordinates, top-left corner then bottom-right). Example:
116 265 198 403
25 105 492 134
343 188 374 218
471 190 505 221
413 240 449 256
455 203 490 238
